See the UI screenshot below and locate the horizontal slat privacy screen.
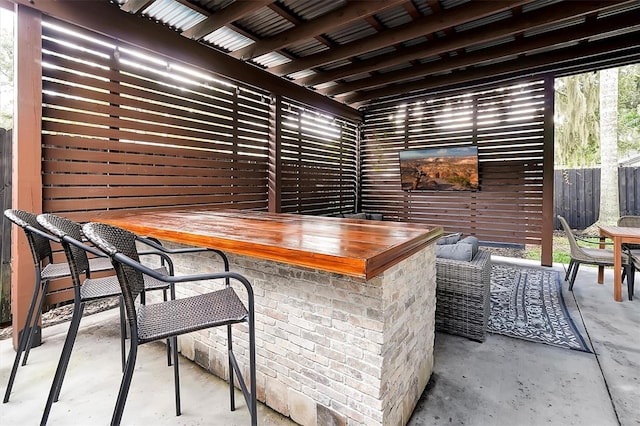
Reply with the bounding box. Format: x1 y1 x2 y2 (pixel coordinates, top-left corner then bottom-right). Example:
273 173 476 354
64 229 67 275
41 19 356 223
361 80 547 245
280 98 358 215
41 19 270 222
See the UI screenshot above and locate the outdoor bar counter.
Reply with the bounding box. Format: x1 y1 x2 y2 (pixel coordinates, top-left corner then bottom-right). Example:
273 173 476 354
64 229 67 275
100 209 443 425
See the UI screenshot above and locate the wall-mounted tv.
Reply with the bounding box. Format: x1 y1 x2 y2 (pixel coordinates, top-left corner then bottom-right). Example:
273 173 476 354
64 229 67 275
399 146 479 191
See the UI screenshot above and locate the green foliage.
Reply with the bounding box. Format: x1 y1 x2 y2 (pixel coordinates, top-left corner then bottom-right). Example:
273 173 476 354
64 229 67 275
522 245 571 264
554 72 599 167
0 22 13 130
554 65 640 168
523 244 566 264
618 64 640 157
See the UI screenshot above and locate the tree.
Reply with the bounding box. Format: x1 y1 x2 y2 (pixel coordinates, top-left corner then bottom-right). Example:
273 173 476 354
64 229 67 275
554 72 599 167
554 64 640 168
555 65 640 233
596 67 620 225
584 68 620 234
618 64 640 158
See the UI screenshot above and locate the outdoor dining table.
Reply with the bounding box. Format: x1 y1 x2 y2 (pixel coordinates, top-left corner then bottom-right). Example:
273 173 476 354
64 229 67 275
97 208 443 425
598 225 640 302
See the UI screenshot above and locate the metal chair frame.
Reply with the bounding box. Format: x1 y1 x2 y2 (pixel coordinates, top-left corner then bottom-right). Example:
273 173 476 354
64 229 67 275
2 209 113 404
623 248 638 300
36 213 175 425
618 215 639 300
83 222 256 426
35 213 231 425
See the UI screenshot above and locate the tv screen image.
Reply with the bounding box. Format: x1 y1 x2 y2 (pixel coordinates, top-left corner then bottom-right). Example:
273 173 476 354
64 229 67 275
399 146 479 191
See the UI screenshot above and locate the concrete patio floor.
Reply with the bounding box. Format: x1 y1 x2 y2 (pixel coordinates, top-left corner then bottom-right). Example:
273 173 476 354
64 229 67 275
0 257 638 425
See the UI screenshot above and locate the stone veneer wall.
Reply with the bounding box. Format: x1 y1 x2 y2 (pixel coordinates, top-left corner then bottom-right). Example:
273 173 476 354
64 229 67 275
143 242 436 425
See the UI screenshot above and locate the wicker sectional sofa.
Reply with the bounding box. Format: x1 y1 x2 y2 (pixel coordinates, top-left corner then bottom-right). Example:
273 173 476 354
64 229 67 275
435 249 492 342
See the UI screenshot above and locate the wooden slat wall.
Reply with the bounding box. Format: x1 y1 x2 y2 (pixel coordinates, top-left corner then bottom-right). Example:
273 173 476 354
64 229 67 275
41 19 271 223
32 18 360 306
361 80 547 245
279 98 358 216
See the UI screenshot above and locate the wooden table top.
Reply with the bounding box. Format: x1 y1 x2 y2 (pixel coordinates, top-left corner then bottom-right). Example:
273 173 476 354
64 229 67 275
599 225 640 241
99 209 443 279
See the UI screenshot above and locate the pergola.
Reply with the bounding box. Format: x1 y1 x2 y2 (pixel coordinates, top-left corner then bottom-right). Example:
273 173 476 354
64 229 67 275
2 0 639 346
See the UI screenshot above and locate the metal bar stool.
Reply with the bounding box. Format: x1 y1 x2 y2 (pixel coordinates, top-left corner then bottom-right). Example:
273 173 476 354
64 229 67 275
2 209 113 404
83 221 256 426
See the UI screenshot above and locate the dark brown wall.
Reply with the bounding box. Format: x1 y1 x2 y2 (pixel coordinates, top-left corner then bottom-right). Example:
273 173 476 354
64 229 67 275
361 79 551 248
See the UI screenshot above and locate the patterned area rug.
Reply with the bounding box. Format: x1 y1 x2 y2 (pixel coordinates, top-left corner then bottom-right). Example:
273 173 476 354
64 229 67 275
487 263 591 352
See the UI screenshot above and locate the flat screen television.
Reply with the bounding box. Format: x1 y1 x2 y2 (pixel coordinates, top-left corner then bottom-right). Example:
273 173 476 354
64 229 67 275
399 146 479 191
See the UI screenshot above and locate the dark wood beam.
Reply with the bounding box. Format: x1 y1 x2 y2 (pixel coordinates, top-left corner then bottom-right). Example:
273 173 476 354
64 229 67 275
326 9 640 96
266 2 336 51
230 0 407 60
267 1 298 24
345 31 640 105
403 1 421 19
13 0 361 121
172 0 212 17
180 0 272 41
228 21 298 61
300 0 632 87
426 0 461 58
268 0 531 76
121 0 153 14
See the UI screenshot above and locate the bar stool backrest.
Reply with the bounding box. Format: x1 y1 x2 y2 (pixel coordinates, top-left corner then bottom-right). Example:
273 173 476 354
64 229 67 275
37 214 90 287
81 222 145 324
4 209 54 267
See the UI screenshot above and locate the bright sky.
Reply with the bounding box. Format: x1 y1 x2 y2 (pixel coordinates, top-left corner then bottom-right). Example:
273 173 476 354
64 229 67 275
0 7 13 121
0 7 13 32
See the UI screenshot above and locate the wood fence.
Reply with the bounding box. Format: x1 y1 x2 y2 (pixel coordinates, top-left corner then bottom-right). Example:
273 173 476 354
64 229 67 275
1 128 12 324
555 167 640 230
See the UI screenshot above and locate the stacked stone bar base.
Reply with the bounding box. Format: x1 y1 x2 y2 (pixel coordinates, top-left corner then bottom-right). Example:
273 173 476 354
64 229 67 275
146 242 436 425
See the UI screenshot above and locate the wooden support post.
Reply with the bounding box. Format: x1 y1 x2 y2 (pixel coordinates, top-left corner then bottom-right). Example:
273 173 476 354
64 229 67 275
268 95 282 213
541 75 555 267
10 4 42 349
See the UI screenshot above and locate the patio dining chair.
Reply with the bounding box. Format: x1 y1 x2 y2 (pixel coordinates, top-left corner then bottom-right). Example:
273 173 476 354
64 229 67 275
2 209 113 404
557 215 632 297
82 222 256 426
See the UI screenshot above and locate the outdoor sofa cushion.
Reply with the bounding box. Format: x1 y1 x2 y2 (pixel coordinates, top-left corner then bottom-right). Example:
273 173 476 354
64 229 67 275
437 233 463 245
333 212 383 220
436 234 480 261
343 213 367 219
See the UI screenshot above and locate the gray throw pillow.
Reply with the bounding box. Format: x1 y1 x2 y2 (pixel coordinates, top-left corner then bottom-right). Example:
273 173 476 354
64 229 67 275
344 212 367 220
367 213 383 221
437 232 463 245
459 236 479 258
436 243 473 261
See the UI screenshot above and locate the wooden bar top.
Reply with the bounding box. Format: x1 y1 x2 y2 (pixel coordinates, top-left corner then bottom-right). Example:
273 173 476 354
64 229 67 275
99 209 443 279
